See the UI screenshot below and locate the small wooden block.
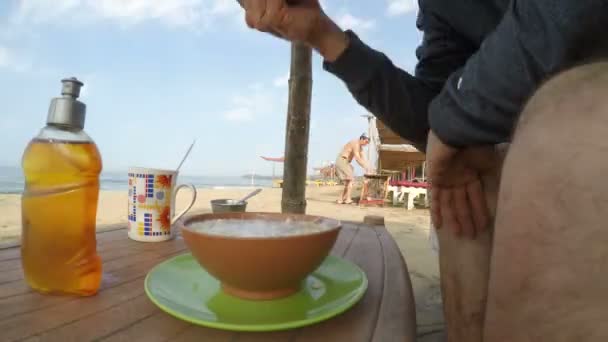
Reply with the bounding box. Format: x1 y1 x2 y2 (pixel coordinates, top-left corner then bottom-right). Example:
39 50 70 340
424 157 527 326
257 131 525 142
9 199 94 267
363 215 385 226
358 199 385 208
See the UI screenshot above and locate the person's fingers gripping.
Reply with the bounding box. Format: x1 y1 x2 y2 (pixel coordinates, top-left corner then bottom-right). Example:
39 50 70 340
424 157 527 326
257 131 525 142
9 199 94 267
244 0 267 29
453 186 475 238
467 178 490 235
257 0 285 31
440 189 462 236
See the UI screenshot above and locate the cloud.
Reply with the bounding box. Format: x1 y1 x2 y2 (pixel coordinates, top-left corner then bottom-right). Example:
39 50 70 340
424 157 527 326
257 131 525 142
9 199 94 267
336 13 375 32
222 85 276 123
90 0 204 27
386 0 418 17
0 47 14 68
9 0 244 29
0 46 31 72
12 0 81 24
76 73 99 99
273 71 289 88
223 107 254 122
210 0 240 15
0 115 25 131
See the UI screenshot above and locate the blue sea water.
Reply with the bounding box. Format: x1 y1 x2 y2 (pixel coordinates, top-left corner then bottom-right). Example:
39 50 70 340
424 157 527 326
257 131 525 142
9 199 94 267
0 165 272 194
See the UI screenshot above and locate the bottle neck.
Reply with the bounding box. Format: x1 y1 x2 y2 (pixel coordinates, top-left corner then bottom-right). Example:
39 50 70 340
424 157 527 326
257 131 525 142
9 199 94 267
36 125 93 143
48 122 83 132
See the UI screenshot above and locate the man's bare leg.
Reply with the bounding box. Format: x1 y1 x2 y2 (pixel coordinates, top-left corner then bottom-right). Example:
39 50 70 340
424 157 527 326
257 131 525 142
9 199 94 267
338 180 352 203
338 183 346 203
484 62 608 341
436 156 503 342
344 180 354 203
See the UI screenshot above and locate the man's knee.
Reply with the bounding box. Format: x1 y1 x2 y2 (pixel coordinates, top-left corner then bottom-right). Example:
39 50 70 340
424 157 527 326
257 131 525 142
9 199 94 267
514 62 608 137
502 61 608 195
501 60 608 247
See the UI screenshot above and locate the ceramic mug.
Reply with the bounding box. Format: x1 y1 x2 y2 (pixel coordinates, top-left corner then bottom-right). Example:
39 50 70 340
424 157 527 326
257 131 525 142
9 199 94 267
127 167 197 242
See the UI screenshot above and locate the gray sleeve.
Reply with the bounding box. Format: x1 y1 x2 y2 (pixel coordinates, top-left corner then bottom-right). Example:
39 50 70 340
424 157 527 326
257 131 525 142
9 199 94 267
429 0 608 147
323 30 438 148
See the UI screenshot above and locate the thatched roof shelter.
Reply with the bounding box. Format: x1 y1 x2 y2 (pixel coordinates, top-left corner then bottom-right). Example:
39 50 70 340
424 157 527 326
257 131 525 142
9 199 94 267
371 119 426 173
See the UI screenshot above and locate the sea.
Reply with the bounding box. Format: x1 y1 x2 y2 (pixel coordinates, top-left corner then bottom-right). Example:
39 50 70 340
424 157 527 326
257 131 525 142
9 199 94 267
0 166 273 195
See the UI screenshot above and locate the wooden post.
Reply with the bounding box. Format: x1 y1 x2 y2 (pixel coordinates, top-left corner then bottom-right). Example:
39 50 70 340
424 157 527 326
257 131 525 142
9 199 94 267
281 42 312 214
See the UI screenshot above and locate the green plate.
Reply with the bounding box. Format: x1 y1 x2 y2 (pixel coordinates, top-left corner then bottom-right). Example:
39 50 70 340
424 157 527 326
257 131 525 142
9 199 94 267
145 253 368 332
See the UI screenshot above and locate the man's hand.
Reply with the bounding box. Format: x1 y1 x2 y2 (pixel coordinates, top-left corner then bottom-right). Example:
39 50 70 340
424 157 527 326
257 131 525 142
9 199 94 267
426 131 500 238
241 0 349 61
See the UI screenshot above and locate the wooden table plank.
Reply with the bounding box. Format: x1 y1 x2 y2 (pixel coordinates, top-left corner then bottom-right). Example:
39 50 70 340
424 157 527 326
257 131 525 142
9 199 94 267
0 240 175 285
0 228 157 284
372 227 417 342
26 294 156 342
0 267 23 283
0 247 188 341
168 327 234 342
0 258 22 272
0 248 21 262
292 224 384 342
0 239 188 320
0 276 148 340
98 311 191 342
0 246 159 299
0 279 31 299
0 221 415 342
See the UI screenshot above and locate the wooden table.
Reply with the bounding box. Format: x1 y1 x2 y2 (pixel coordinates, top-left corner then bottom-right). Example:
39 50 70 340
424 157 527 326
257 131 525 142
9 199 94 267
0 219 416 342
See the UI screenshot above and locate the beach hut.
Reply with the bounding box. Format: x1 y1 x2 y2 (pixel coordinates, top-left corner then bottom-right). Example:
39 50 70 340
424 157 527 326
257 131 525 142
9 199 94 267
373 118 426 174
369 117 428 209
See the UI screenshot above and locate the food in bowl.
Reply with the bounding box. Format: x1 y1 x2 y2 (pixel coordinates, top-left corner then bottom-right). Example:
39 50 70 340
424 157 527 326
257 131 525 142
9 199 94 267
190 218 335 237
179 212 341 300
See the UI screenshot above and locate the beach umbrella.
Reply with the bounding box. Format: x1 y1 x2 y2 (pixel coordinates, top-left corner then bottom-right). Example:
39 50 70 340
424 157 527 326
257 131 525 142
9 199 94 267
260 156 285 181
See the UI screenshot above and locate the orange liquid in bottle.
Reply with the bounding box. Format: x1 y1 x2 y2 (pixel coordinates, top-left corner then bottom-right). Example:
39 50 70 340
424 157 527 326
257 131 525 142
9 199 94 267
21 139 102 296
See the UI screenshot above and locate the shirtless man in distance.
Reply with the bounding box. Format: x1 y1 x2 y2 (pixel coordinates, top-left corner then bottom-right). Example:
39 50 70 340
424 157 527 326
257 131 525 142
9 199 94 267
334 134 372 204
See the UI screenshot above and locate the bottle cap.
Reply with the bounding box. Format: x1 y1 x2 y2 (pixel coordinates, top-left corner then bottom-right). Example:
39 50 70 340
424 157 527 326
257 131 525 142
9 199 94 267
46 77 86 129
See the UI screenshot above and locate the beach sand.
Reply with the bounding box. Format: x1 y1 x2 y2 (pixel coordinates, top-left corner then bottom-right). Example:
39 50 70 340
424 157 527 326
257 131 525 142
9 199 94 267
0 185 444 339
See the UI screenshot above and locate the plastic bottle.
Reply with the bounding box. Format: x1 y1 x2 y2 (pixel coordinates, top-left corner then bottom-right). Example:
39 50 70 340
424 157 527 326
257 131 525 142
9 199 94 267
21 77 103 296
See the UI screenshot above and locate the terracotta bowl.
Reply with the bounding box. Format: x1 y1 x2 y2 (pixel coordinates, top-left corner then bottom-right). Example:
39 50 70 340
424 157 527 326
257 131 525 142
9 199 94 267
179 212 341 301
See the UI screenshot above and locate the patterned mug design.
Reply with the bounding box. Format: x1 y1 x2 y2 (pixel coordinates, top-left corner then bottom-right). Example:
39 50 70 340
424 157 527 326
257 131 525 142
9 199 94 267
127 168 196 242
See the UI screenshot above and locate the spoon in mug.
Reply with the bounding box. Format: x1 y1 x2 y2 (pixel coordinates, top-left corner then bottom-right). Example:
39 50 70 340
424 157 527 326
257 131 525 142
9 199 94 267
176 139 196 172
238 188 263 204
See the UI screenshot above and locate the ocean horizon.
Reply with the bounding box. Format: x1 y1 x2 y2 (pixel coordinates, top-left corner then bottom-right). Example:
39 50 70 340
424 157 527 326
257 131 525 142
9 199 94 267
0 165 274 194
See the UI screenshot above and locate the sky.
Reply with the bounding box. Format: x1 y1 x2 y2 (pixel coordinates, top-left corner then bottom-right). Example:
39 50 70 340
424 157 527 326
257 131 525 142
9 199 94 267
0 0 421 177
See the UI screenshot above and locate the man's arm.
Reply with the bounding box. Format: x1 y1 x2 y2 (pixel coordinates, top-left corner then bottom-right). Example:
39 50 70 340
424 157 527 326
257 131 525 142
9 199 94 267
352 144 370 171
323 32 436 148
428 0 608 148
323 6 475 149
241 1 472 150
